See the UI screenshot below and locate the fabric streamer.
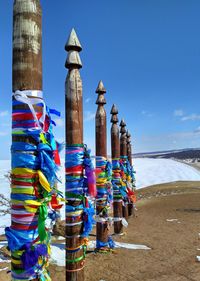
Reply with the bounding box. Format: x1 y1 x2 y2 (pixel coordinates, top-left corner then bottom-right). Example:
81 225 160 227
111 158 125 225
6 90 63 281
95 156 114 251
120 156 137 206
66 144 96 272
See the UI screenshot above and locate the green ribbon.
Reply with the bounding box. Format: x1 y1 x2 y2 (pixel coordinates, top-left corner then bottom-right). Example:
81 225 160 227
38 204 48 241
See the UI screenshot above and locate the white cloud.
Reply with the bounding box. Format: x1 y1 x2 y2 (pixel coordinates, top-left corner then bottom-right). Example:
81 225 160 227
85 98 91 104
174 109 184 117
181 114 200 121
54 118 64 127
0 111 8 117
84 111 95 122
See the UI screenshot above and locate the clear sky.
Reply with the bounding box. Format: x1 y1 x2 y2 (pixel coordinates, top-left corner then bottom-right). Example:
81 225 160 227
0 0 200 159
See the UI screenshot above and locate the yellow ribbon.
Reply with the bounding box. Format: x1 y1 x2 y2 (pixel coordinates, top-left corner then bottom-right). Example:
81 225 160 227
12 168 51 193
24 200 43 213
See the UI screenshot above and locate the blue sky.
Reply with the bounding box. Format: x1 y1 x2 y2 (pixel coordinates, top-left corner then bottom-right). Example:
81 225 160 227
0 0 200 159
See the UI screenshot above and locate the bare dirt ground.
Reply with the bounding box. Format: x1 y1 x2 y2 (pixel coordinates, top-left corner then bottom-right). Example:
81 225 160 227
86 181 200 281
1 181 200 280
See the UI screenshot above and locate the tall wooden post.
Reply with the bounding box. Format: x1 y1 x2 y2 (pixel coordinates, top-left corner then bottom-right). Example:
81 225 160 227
111 105 123 234
127 131 132 166
95 81 109 249
65 29 84 281
120 119 129 221
10 1 42 280
126 130 134 216
13 0 42 92
95 81 107 157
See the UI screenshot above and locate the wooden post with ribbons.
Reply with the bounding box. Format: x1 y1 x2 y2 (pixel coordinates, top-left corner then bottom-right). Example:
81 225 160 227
95 81 113 251
7 1 61 280
120 119 129 221
11 1 42 280
110 105 123 234
65 28 85 281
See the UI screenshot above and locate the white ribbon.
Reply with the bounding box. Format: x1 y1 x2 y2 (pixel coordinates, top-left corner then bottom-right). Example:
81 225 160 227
94 215 128 227
13 90 46 130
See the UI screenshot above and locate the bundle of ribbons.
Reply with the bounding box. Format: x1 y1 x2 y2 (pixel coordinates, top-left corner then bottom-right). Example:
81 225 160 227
120 156 136 209
66 144 96 273
126 160 137 203
6 90 63 281
112 158 124 224
95 156 115 251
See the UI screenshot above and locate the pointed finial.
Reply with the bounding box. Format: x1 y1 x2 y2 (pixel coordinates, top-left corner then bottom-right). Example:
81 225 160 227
65 29 82 69
65 28 82 51
95 80 106 105
110 104 119 124
126 130 131 144
96 80 106 94
110 104 118 115
120 119 127 134
126 130 131 138
120 119 126 127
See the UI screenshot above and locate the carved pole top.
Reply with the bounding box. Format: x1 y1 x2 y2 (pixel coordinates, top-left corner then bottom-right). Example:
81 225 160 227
120 119 127 134
65 28 82 52
65 28 82 69
96 80 106 105
110 104 119 124
126 130 131 144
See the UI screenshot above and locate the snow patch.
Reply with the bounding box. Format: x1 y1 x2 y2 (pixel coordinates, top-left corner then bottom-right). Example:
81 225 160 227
50 243 65 266
88 240 151 250
134 158 200 189
196 256 200 262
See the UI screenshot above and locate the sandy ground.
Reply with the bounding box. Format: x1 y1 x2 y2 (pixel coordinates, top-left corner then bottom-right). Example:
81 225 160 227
85 181 200 281
1 180 200 280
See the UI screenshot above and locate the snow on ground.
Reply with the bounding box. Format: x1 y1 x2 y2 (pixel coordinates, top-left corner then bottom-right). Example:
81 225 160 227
0 158 200 266
1 158 200 234
88 240 151 250
50 243 65 266
134 158 200 189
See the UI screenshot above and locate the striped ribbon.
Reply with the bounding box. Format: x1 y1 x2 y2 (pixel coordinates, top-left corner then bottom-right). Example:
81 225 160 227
6 90 62 281
66 144 96 270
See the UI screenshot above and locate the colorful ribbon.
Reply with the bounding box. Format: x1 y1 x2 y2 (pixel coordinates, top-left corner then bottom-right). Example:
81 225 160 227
66 144 96 271
6 90 63 281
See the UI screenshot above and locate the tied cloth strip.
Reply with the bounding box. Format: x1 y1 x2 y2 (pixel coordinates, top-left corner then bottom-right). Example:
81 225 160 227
126 159 137 203
120 156 137 204
95 156 115 252
111 158 128 228
6 90 63 281
66 144 96 272
120 156 136 205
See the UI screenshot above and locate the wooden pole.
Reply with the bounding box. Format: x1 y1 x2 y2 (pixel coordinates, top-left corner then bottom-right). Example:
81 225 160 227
126 130 134 217
11 1 42 280
95 81 109 248
110 104 123 234
65 29 84 281
120 119 129 221
13 0 42 92
95 81 107 157
126 131 132 166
